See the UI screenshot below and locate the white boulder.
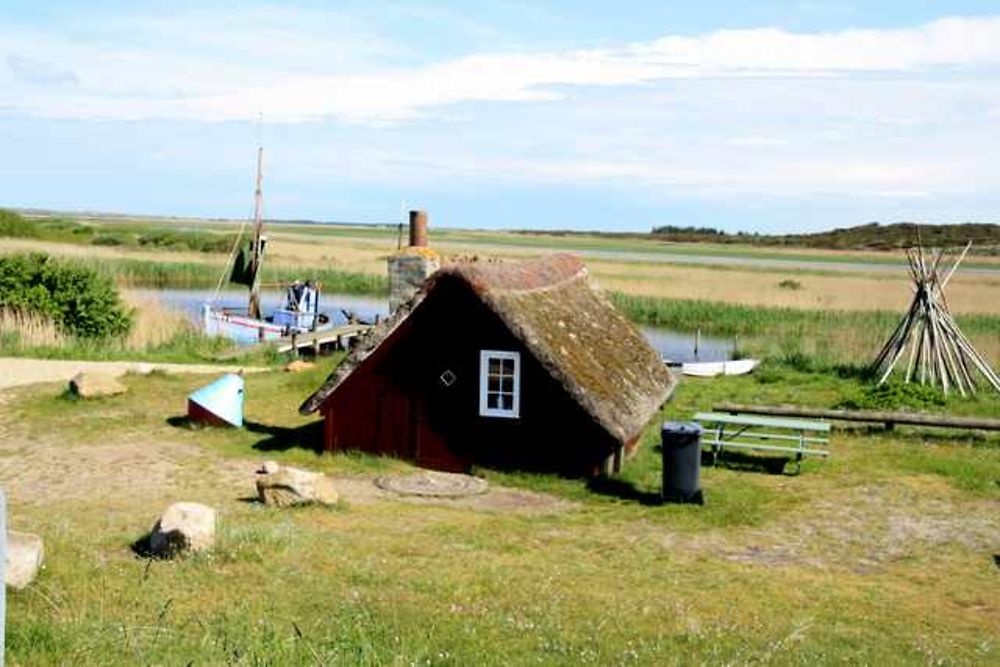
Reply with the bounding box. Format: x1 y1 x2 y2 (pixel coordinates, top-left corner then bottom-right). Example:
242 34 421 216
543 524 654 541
69 372 127 398
147 502 217 557
5 531 44 590
256 464 339 507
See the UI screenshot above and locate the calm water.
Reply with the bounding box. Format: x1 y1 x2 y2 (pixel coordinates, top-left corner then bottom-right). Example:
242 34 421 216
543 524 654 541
135 288 733 363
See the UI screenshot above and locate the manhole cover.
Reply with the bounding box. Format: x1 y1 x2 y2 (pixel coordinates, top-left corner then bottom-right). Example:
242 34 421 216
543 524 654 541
374 471 489 498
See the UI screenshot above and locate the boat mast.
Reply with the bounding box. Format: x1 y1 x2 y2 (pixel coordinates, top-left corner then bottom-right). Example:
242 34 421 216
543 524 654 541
248 146 264 320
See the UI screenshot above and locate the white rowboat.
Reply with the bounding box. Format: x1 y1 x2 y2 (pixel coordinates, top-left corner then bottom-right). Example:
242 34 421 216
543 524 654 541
665 359 760 378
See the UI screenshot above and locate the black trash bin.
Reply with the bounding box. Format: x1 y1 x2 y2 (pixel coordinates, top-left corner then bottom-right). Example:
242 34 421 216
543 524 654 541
661 422 704 504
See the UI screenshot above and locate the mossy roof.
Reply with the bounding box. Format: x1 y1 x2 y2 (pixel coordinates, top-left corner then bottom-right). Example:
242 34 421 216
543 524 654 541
301 254 675 445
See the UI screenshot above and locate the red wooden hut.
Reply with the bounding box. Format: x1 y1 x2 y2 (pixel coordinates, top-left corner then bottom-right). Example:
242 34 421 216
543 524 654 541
299 254 675 476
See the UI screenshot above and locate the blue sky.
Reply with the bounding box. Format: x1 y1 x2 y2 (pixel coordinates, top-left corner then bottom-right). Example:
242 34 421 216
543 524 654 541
2 2 1000 232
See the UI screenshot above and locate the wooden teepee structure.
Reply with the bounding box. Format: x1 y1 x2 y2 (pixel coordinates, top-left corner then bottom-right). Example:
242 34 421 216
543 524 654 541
871 240 1000 395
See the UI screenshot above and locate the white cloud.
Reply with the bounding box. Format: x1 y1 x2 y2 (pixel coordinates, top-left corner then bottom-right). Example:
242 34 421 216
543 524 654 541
3 13 1000 123
3 8 1000 208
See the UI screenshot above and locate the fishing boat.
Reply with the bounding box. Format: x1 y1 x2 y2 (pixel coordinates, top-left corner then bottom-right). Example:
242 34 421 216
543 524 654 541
664 358 760 377
202 147 333 344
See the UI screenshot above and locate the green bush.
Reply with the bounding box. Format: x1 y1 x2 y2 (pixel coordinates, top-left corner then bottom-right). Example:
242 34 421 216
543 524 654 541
137 230 237 253
91 234 128 247
0 253 132 338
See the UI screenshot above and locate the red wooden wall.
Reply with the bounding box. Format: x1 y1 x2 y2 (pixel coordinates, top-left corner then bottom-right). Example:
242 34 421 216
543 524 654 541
321 276 621 475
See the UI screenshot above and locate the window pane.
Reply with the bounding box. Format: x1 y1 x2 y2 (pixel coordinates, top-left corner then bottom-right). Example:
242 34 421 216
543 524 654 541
501 394 513 410
488 376 500 392
488 393 500 409
489 358 501 374
500 377 512 392
502 358 515 374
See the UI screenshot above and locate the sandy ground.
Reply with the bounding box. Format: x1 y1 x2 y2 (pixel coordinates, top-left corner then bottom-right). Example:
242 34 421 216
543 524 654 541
0 357 268 391
0 366 572 515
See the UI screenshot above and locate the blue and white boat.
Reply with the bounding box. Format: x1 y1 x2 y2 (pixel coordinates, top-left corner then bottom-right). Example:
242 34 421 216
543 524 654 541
202 146 334 344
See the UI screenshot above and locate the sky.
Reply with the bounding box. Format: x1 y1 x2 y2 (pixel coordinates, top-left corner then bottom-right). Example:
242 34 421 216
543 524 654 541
2 1 1000 233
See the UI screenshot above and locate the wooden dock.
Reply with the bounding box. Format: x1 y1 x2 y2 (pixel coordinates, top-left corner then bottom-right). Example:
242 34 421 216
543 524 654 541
215 323 373 359
275 324 373 354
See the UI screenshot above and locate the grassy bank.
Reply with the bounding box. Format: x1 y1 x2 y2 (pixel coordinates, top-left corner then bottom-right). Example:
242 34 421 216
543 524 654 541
612 292 1000 368
2 208 237 253
85 256 388 294
6 252 998 369
3 362 997 664
0 283 281 365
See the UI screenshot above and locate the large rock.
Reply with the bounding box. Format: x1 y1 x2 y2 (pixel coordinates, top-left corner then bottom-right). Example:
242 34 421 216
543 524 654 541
147 502 216 557
5 531 44 590
256 464 339 507
284 360 315 373
69 372 127 398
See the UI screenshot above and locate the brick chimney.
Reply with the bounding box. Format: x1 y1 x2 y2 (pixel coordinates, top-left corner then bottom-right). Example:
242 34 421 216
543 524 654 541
388 210 440 313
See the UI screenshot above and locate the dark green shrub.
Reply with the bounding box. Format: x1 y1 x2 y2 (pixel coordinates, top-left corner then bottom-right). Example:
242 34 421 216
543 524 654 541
92 234 128 246
0 253 132 338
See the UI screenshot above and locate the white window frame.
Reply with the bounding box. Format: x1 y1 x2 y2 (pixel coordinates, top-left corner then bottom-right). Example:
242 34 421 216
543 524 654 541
479 350 521 418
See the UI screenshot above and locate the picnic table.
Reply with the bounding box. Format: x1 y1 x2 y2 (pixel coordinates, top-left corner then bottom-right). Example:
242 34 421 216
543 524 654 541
694 411 831 474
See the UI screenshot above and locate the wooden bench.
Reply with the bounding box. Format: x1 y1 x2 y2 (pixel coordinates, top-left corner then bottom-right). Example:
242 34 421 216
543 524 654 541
694 412 831 474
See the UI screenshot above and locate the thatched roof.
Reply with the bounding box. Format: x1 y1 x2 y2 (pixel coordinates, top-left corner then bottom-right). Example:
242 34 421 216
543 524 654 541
300 254 674 444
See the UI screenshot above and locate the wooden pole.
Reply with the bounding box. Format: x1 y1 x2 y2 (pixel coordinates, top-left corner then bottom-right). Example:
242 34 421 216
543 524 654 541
941 241 973 289
1 488 6 665
248 146 265 321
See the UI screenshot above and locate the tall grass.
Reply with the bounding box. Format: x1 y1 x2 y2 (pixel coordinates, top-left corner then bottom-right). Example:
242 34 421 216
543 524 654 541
121 292 194 349
0 294 279 364
0 209 238 253
0 309 68 349
611 292 1000 367
84 257 388 295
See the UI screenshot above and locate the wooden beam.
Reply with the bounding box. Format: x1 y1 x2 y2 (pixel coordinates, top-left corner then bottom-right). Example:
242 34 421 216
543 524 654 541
713 403 1000 431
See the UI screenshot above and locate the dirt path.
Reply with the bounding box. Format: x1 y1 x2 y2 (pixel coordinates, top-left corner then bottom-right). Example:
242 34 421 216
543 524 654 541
0 356 268 390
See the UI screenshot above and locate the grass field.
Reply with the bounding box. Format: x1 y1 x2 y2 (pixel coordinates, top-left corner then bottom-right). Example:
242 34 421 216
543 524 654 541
6 211 999 316
2 210 999 663
2 362 997 664
3 211 1000 368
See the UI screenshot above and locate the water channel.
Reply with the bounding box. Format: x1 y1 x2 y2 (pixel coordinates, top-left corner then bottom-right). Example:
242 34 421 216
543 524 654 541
136 288 734 363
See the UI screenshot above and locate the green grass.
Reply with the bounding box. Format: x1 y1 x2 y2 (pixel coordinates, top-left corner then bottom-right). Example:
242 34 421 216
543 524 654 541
0 330 283 365
1 209 239 253
6 249 998 372
611 292 1000 369
4 360 998 664
82 256 388 294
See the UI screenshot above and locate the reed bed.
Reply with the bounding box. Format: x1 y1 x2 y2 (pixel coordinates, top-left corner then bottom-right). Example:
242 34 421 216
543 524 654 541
611 292 1000 367
0 309 69 349
81 257 389 295
121 292 194 349
0 290 258 363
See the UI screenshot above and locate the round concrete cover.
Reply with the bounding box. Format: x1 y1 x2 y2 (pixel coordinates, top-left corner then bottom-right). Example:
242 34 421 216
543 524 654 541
374 471 489 497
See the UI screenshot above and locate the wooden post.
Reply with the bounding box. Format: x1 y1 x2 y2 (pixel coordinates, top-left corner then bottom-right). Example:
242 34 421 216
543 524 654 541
1 488 6 665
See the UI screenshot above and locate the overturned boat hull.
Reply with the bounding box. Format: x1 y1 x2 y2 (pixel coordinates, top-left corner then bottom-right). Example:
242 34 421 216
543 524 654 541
679 359 760 378
187 373 245 427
